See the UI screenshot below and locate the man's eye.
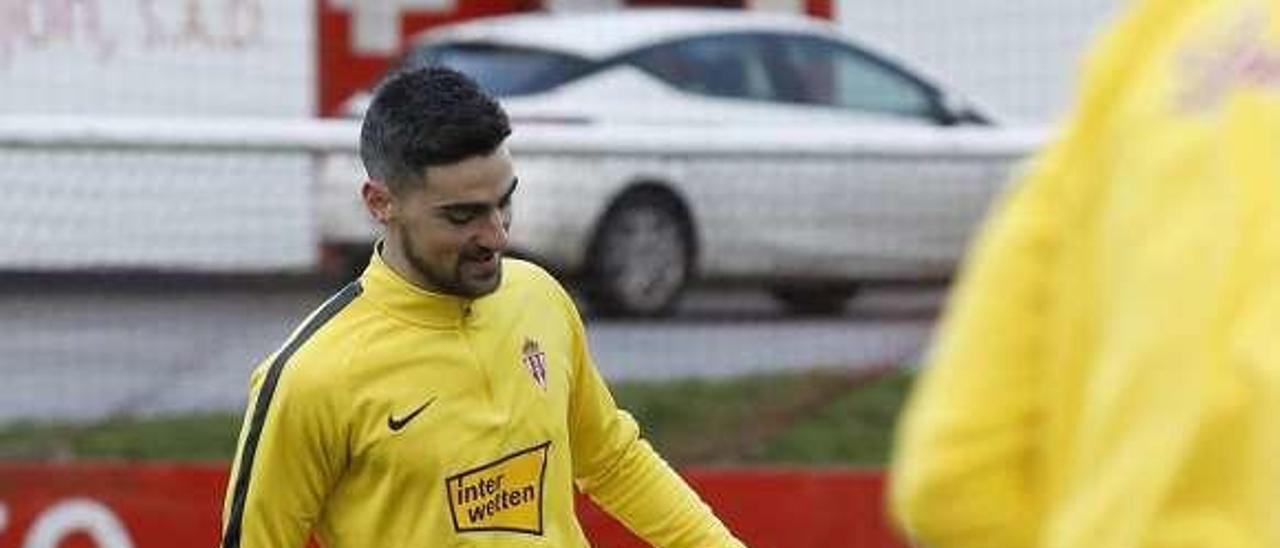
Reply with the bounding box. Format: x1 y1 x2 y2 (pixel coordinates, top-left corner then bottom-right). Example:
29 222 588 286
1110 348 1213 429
443 210 477 225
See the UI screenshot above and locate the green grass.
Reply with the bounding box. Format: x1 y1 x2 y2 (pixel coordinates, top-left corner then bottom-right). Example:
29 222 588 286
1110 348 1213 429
0 413 242 462
747 371 914 465
0 369 915 464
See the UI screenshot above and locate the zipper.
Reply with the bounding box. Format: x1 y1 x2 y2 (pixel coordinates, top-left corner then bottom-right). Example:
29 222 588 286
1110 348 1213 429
459 301 496 407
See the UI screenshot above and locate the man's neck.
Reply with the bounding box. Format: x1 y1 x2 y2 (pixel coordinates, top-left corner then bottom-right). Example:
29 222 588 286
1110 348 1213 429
377 239 432 292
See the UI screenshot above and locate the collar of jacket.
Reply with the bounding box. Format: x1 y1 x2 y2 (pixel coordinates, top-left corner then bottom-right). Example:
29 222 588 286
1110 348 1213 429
360 246 485 329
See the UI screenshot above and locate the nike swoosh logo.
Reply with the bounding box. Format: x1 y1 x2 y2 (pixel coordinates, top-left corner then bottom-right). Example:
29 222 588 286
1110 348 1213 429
388 397 436 432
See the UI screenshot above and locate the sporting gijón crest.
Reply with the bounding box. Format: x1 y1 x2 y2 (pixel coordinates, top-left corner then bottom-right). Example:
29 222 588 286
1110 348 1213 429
521 339 548 390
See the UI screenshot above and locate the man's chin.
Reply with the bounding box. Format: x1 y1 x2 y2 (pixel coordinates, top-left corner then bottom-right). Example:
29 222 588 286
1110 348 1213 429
460 269 503 297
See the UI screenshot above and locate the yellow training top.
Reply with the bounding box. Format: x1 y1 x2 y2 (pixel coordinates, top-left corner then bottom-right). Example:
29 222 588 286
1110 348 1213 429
891 1 1280 547
220 252 742 547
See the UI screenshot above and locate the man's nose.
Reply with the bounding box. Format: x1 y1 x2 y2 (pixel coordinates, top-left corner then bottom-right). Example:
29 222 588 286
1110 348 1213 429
474 208 509 251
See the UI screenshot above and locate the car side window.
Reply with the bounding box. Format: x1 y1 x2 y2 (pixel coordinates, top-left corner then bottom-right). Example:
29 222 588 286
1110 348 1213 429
628 35 774 101
764 34 938 120
399 43 593 97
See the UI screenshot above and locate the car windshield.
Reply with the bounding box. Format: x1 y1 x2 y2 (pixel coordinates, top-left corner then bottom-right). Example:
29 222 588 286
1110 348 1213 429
399 43 593 96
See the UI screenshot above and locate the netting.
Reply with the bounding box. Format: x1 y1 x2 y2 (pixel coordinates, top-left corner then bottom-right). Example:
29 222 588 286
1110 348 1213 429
839 0 1123 123
0 118 1042 421
0 4 1128 548
0 0 1103 426
0 117 355 420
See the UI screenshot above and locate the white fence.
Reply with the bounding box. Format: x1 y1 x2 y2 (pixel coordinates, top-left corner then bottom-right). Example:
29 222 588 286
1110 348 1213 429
0 115 1047 274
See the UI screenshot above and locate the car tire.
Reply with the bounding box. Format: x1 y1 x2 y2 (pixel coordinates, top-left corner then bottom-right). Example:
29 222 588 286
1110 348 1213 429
585 191 693 317
770 284 859 316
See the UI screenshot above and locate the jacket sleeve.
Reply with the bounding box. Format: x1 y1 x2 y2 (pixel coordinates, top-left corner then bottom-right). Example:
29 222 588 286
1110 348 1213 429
220 355 348 548
557 294 744 548
886 4 1157 542
888 143 1069 548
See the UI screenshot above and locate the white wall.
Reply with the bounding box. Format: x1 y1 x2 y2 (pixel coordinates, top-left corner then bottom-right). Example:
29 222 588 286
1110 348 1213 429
1 0 315 116
837 0 1123 124
0 1 318 271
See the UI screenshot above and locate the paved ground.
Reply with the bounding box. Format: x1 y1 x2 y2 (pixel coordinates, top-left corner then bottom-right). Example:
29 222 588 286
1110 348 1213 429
0 275 945 421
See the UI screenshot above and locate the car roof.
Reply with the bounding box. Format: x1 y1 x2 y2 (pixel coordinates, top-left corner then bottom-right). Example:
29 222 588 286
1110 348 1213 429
411 8 849 60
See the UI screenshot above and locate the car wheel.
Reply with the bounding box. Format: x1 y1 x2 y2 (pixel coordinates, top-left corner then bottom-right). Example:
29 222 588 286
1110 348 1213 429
586 192 693 317
770 284 859 316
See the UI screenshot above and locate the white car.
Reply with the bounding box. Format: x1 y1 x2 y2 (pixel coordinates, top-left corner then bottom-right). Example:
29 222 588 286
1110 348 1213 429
320 8 1036 316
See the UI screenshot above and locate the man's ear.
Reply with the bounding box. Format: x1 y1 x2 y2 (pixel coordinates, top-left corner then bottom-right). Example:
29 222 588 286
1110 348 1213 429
361 180 395 224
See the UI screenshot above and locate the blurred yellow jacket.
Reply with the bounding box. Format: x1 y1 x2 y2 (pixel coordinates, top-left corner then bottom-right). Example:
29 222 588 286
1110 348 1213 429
890 1 1280 547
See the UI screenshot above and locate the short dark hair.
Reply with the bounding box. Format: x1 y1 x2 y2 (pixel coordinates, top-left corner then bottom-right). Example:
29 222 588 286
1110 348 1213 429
359 66 512 195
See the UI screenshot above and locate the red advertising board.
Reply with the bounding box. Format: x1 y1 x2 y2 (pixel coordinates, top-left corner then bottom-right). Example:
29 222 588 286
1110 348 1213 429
578 468 909 548
0 463 225 548
0 463 905 547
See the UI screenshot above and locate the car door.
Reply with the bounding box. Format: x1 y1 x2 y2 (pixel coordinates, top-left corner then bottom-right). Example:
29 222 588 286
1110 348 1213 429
751 33 1002 280
619 33 918 279
619 33 851 279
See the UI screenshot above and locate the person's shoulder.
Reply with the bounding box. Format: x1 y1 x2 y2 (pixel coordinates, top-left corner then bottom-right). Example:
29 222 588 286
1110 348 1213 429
502 258 567 292
267 281 375 390
500 258 580 313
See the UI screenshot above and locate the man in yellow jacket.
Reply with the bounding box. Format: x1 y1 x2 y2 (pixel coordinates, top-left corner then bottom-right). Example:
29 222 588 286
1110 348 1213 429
890 1 1280 547
220 66 743 547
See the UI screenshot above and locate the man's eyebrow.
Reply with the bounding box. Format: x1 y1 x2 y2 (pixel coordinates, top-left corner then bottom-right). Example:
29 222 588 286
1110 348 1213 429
498 177 519 204
436 177 519 212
